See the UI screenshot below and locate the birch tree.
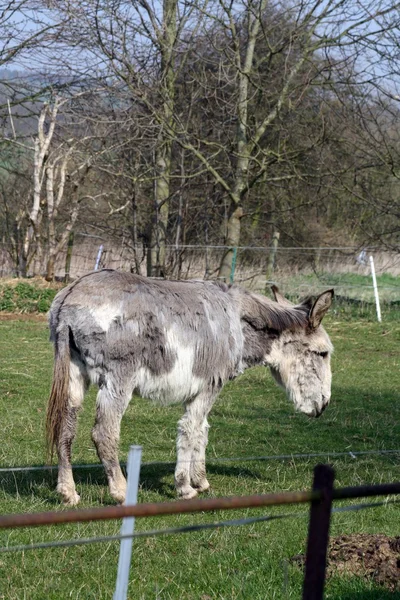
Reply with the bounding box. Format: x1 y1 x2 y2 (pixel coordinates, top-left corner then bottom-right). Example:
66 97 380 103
4 95 98 277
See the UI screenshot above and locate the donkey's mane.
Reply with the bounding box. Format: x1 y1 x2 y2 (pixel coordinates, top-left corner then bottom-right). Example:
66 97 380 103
237 288 310 332
268 302 309 331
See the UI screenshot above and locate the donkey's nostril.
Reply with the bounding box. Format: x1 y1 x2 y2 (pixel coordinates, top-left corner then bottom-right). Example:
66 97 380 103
315 402 328 418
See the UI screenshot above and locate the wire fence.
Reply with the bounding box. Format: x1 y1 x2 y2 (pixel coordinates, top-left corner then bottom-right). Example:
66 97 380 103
0 238 398 594
0 447 399 473
1 236 399 320
0 462 399 600
1 497 398 555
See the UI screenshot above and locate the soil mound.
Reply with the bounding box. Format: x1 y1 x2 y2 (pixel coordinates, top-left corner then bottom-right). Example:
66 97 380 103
292 534 400 591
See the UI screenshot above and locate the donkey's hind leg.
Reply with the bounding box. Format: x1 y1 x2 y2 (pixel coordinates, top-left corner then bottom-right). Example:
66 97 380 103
175 392 216 500
57 355 89 505
91 379 132 504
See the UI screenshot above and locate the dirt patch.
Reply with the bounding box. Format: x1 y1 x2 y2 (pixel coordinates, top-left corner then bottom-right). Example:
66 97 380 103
292 534 400 591
0 312 47 322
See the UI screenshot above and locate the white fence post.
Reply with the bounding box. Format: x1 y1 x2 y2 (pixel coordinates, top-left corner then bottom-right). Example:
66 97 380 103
369 255 382 322
94 244 104 270
113 445 142 600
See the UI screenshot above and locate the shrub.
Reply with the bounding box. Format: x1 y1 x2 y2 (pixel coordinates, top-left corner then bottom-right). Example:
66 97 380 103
0 281 59 313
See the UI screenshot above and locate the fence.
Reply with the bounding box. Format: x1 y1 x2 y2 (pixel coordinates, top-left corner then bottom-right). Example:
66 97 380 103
1 236 399 320
1 446 399 600
2 237 400 284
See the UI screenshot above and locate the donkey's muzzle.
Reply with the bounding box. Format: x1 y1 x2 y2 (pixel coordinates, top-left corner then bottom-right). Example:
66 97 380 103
315 401 329 418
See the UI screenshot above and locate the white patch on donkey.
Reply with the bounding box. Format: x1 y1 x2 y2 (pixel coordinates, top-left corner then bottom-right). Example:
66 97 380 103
135 329 204 405
46 270 334 505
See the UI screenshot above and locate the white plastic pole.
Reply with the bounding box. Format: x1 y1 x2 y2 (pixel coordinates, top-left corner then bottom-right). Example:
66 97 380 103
369 255 382 322
113 445 142 600
94 244 104 270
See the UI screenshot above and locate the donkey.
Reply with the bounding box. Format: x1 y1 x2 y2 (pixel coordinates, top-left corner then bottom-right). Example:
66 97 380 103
46 269 334 505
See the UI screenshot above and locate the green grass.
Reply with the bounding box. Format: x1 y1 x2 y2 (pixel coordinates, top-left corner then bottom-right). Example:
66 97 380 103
276 271 400 322
277 270 400 300
0 316 399 599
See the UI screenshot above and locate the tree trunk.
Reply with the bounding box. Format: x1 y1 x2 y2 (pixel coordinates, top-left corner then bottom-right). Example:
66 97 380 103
46 255 56 281
131 189 141 274
217 2 267 280
218 204 243 282
17 252 28 278
64 231 74 283
150 149 171 277
148 0 177 278
45 163 56 281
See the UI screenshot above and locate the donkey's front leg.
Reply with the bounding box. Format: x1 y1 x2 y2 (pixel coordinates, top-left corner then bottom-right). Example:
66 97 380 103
189 416 210 493
175 393 215 499
92 382 131 504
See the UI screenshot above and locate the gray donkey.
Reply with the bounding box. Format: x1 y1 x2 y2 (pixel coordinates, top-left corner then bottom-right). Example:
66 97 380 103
47 270 333 505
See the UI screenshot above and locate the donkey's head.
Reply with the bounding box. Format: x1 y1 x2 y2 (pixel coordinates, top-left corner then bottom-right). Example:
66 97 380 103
267 286 334 418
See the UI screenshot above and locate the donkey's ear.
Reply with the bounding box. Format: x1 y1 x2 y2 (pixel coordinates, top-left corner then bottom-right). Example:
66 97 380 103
308 290 334 328
271 285 293 306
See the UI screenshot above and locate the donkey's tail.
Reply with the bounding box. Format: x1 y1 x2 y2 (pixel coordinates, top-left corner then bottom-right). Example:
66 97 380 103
46 323 70 461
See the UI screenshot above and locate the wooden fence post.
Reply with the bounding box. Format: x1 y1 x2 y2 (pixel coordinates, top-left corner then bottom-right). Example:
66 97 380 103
64 231 74 283
266 231 280 285
302 464 335 600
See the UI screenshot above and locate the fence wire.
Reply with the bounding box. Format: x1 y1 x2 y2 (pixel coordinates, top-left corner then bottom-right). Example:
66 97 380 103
0 497 398 555
0 448 399 473
1 240 400 299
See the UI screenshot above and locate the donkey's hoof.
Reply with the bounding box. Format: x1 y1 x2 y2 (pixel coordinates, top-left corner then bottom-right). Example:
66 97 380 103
58 487 80 506
178 486 198 500
110 489 126 504
64 493 81 506
194 480 210 493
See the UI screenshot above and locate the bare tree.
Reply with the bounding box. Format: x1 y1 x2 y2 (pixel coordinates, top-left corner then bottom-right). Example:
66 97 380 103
34 0 210 275
3 0 399 279
2 92 109 277
169 0 400 279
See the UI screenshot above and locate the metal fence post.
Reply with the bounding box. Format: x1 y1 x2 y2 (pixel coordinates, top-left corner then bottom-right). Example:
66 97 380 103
302 464 335 600
230 247 238 284
113 445 142 600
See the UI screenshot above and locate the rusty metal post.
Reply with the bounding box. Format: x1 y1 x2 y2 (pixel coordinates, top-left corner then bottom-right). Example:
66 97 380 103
302 464 335 600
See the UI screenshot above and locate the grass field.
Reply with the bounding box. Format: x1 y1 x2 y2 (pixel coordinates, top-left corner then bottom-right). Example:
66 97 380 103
0 314 399 599
274 272 400 322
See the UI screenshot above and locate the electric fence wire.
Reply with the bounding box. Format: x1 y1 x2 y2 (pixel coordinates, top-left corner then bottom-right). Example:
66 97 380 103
0 448 399 473
0 497 398 554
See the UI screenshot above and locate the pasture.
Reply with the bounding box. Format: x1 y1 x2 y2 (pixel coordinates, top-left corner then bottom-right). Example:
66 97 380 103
0 314 399 599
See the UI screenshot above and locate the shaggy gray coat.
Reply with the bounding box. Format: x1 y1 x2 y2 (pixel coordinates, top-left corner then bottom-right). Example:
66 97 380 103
47 269 333 504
